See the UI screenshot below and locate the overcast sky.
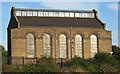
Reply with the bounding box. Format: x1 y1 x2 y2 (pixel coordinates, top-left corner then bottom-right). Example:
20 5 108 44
0 2 119 50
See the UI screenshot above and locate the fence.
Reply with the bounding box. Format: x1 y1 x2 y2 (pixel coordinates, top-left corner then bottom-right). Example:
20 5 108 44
7 56 70 65
8 56 40 65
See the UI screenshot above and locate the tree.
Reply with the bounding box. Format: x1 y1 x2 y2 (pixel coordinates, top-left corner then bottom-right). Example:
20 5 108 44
112 45 120 60
0 45 7 56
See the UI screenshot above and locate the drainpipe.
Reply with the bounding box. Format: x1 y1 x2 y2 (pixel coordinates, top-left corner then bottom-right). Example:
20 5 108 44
70 27 72 59
55 27 57 63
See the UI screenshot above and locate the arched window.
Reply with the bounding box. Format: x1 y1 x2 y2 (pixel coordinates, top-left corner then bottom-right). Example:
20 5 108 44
75 35 83 57
27 33 35 58
59 34 67 58
90 35 98 58
43 34 51 56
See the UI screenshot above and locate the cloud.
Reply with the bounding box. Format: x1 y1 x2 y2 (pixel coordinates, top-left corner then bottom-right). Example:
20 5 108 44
41 2 98 10
106 3 118 11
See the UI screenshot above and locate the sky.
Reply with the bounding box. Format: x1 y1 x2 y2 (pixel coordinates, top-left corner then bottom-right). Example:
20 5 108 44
0 2 119 50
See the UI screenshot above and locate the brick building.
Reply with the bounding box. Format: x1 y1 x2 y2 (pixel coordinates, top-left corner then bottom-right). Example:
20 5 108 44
8 7 112 64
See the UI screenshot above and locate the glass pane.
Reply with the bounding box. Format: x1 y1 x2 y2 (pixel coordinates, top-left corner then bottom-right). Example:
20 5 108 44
90 35 97 58
75 35 82 57
16 11 21 16
59 34 66 58
64 12 69 17
33 11 37 16
49 12 54 16
84 13 88 17
79 13 82 17
27 11 32 16
70 13 74 17
22 11 26 16
43 34 51 56
38 11 44 16
59 12 64 17
44 12 49 16
54 12 59 16
89 13 92 18
75 13 79 17
91 13 94 18
82 13 85 17
27 33 34 57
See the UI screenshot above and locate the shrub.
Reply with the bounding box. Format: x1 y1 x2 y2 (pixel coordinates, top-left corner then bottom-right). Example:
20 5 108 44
100 63 118 72
21 64 37 72
41 54 52 59
92 52 119 71
21 58 61 72
2 54 61 72
37 58 61 72
69 56 97 72
112 46 120 59
1 45 7 56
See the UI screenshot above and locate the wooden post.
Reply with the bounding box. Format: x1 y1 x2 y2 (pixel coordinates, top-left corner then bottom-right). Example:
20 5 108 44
70 27 72 59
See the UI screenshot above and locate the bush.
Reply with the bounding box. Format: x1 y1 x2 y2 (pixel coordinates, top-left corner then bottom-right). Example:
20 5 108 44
41 54 52 59
2 51 7 56
37 58 61 72
69 56 97 72
0 45 7 56
68 53 119 72
21 58 61 72
92 52 119 71
2 55 61 72
100 63 118 72
112 46 120 60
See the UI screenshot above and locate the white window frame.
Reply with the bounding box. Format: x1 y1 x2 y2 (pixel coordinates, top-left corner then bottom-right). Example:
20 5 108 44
75 13 80 17
22 11 27 16
64 12 69 17
59 12 64 17
70 12 74 17
49 12 54 17
27 11 32 16
38 11 44 16
33 11 37 16
27 33 35 58
91 13 94 18
44 12 49 16
90 35 98 58
75 35 82 57
54 12 59 17
16 11 21 16
43 34 51 57
59 34 67 58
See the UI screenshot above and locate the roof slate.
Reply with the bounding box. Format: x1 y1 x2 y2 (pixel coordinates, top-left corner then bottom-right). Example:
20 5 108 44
17 16 104 28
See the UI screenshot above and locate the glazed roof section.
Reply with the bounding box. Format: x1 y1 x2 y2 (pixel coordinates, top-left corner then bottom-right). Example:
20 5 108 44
15 8 95 18
10 7 105 28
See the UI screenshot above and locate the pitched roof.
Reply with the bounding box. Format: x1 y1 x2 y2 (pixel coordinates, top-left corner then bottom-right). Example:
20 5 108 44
17 16 104 28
